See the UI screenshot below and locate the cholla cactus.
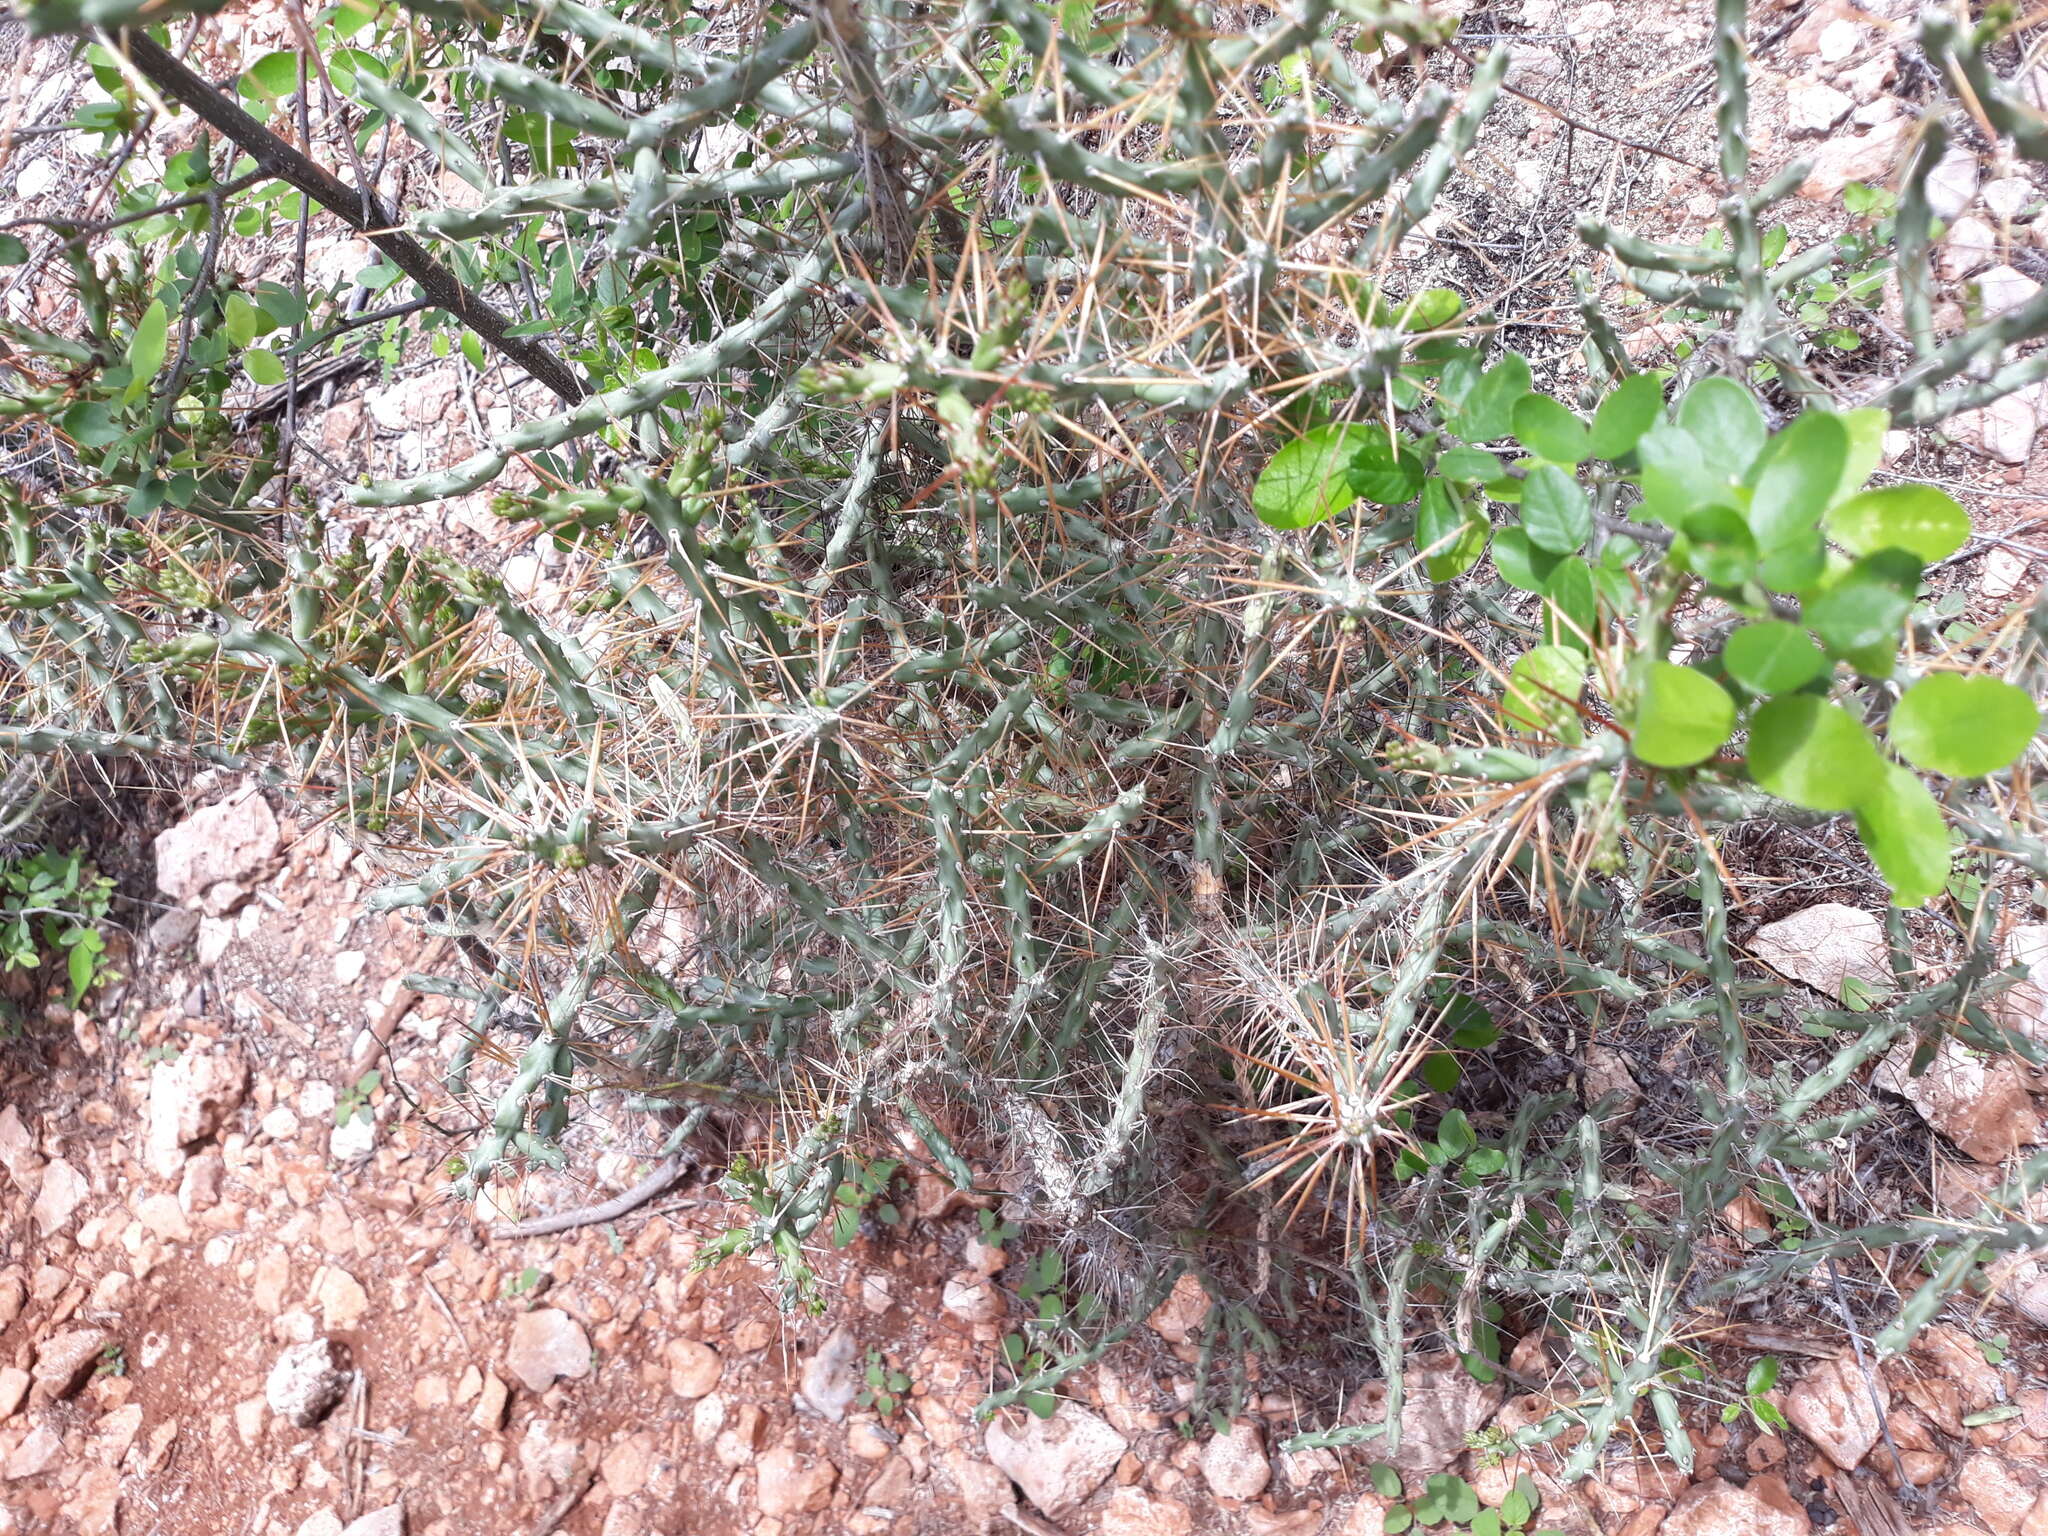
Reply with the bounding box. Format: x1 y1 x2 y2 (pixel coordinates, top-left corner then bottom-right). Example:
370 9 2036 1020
6 0 2048 1462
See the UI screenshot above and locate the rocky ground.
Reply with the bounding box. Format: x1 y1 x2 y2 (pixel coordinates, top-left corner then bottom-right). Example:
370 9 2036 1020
5 0 2048 1533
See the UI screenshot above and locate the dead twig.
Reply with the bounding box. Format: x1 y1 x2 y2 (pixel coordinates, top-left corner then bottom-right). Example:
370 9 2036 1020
488 1156 689 1240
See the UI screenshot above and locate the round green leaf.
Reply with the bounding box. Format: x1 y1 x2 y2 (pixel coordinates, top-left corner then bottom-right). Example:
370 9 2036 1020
1371 1465 1404 1501
1830 407 1889 505
1522 464 1591 555
1889 673 2039 778
244 348 286 387
1491 527 1561 593
1588 372 1663 460
1722 621 1829 695
0 234 28 266
1348 430 1427 506
1511 394 1590 465
1674 504 1756 588
1632 421 1708 525
1502 645 1586 741
1252 424 1365 530
1452 353 1532 442
1824 485 1968 563
1437 445 1503 483
1805 548 1920 656
1676 377 1766 482
1747 695 1885 810
1400 287 1464 331
126 298 169 389
1854 763 1952 907
1417 478 1487 581
1749 410 1848 556
243 50 302 101
1630 662 1735 768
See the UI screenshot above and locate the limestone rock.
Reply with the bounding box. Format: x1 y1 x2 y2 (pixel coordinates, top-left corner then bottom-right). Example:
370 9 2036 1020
32 1327 110 1401
32 1156 88 1237
1951 383 2043 465
1939 216 2000 281
266 1339 350 1427
1875 1036 2042 1163
1102 1487 1195 1536
1347 1352 1505 1478
1747 904 1889 1003
1801 118 1910 201
1147 1272 1211 1345
754 1440 838 1517
1926 145 1981 220
146 1044 248 1176
1201 1420 1272 1500
984 1402 1128 1516
1786 79 1852 135
666 1339 721 1400
339 1508 404 1536
1959 1453 2040 1536
941 1272 1003 1325
506 1308 592 1393
1661 1476 1810 1536
1784 1356 1888 1469
153 791 281 904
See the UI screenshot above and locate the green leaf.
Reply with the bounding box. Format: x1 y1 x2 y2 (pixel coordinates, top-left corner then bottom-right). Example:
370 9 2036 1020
1419 1052 1461 1093
1453 353 1532 441
1502 1480 1536 1526
1522 465 1590 555
1632 421 1708 524
124 299 169 400
1805 548 1920 656
1492 527 1561 593
1024 1391 1058 1419
1252 424 1367 529
222 292 261 348
1348 429 1427 506
1854 763 1952 907
1383 1506 1414 1535
1630 662 1735 768
1542 557 1597 652
1748 696 1885 811
1676 377 1766 482
1825 485 1968 563
1437 1108 1477 1157
1512 394 1590 465
1831 407 1889 505
1400 286 1464 330
244 348 286 387
1588 373 1663 460
1749 410 1848 556
1722 621 1830 695
1674 504 1757 588
1437 445 1503 483
0 234 28 265
1501 645 1586 742
243 49 301 101
1889 673 2039 777
1371 1465 1404 1501
1417 478 1487 581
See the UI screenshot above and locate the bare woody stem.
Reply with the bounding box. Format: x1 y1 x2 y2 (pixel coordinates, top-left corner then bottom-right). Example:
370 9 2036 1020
115 28 588 406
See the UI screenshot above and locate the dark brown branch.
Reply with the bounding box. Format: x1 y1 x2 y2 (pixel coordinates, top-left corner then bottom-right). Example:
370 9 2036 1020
115 29 588 406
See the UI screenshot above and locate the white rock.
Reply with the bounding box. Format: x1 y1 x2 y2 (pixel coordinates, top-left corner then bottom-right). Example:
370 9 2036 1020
501 555 545 599
1952 384 2045 465
32 1156 88 1237
1786 80 1852 135
1938 216 2000 281
1201 1421 1272 1501
941 1272 1003 1325
260 1106 299 1141
330 1114 376 1162
153 791 280 904
0 1106 39 1188
266 1339 351 1427
339 1508 403 1536
1926 145 1981 220
146 1044 249 1176
984 1403 1128 1516
332 951 368 985
12 160 59 201
293 1514 345 1536
1981 548 2032 601
1816 18 1860 63
1984 177 2035 221
506 1308 592 1393
1147 1272 1211 1345
1800 117 1910 201
798 1327 860 1423
1747 904 1889 1004
1975 263 2042 316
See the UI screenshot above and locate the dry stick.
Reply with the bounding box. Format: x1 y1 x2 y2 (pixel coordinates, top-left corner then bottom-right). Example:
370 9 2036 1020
488 1154 689 1239
113 29 587 407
